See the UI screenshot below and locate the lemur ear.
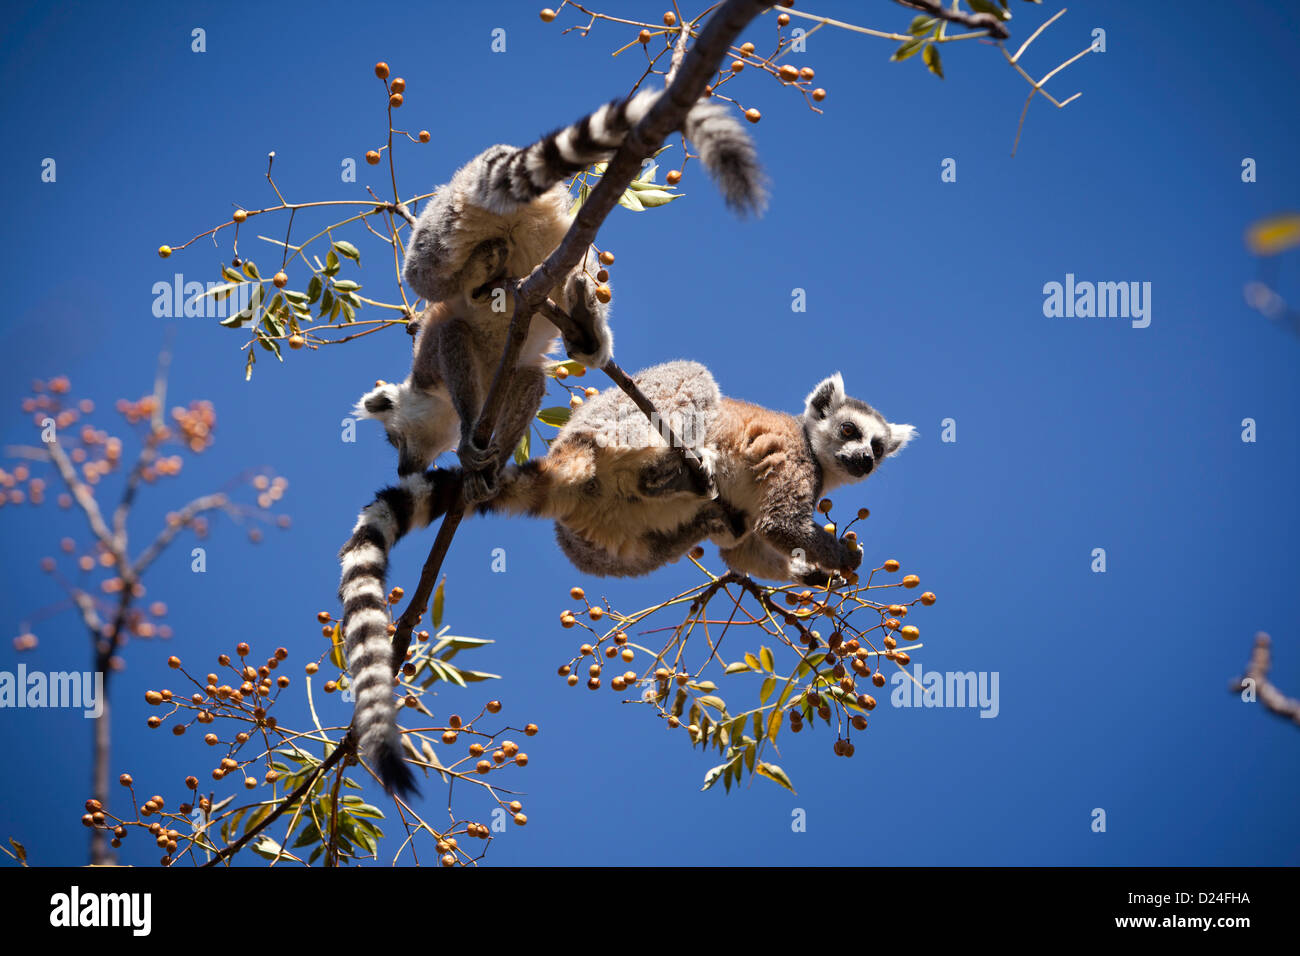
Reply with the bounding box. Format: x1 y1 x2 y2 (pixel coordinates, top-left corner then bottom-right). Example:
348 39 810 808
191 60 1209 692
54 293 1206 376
885 423 917 455
804 373 845 420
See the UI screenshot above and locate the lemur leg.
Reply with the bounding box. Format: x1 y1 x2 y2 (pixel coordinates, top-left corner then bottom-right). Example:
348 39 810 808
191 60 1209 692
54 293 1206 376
555 504 722 578
434 319 497 502
490 367 546 473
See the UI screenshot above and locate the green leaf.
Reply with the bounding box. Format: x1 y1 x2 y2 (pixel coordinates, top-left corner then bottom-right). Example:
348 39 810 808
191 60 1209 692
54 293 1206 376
324 249 340 276
282 289 310 305
755 762 796 793
698 694 727 713
701 763 727 791
455 668 501 683
631 189 681 208
617 189 645 212
891 36 926 61
537 406 572 429
332 240 361 263
743 652 761 671
242 260 261 280
250 836 286 860
724 661 751 674
760 676 776 704
198 281 244 300
432 577 445 630
759 646 775 672
923 43 944 79
967 0 1010 19
332 279 360 292
514 430 530 465
306 275 323 304
908 15 937 34
766 707 782 744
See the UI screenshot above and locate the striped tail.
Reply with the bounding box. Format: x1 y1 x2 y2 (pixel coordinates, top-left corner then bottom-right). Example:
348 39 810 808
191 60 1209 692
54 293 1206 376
478 90 766 215
337 470 459 796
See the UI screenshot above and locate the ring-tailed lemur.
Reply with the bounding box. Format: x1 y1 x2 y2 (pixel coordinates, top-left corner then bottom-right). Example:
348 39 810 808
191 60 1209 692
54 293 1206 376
340 362 911 795
355 88 766 501
343 91 765 796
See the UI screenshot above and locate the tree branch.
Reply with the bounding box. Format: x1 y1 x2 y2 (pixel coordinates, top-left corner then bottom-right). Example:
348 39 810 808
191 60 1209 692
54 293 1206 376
1231 632 1300 727
893 0 1010 40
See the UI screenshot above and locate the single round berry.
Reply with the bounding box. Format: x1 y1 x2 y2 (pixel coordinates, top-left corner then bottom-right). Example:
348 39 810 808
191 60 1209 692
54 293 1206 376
374 62 389 79
366 150 381 165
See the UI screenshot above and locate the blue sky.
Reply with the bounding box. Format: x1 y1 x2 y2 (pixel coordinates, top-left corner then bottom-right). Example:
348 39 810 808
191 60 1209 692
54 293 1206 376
1 0 1297 866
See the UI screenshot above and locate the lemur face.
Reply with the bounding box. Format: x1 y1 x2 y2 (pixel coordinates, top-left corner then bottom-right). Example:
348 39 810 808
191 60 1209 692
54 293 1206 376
357 382 458 477
802 373 915 490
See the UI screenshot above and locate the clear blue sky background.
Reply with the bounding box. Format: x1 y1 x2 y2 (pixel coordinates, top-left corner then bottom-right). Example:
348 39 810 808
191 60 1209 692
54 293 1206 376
1 0 1296 866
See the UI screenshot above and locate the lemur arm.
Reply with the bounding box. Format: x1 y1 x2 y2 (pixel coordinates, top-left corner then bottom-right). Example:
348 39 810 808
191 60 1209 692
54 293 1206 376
750 471 860 577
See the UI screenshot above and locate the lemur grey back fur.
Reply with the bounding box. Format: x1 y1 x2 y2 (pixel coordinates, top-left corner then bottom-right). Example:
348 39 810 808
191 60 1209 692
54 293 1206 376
402 88 765 305
343 91 765 797
340 362 910 794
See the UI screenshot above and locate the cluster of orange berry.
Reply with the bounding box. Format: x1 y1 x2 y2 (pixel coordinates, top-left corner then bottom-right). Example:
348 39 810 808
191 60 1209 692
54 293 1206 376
81 777 204 865
0 464 46 506
365 62 431 166
169 400 216 454
558 587 648 693
142 642 291 790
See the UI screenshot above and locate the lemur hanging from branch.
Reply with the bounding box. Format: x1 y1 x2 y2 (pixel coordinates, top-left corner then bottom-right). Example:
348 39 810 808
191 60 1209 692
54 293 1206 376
341 361 914 795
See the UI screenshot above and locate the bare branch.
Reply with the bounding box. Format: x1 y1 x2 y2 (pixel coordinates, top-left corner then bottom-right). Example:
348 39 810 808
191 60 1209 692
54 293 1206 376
1231 632 1300 727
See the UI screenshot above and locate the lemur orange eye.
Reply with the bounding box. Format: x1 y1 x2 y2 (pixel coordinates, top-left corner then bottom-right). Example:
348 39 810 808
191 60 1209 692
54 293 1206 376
839 422 860 440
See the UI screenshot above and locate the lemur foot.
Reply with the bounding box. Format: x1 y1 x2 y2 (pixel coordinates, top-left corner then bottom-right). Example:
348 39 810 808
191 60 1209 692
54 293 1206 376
702 500 749 548
457 438 500 504
465 238 510 301
561 272 612 367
